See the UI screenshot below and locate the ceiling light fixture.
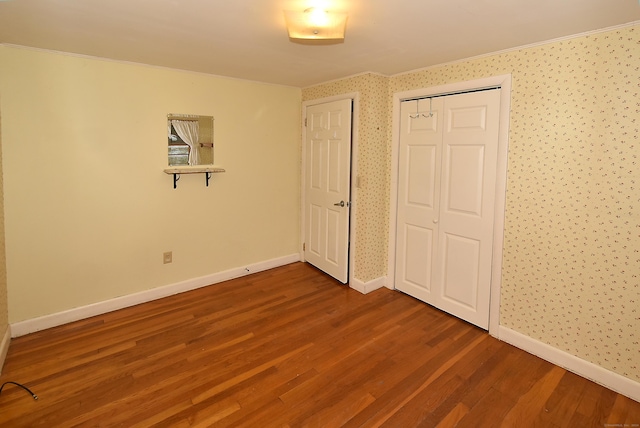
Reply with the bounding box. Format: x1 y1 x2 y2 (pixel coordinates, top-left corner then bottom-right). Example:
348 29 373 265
284 7 347 41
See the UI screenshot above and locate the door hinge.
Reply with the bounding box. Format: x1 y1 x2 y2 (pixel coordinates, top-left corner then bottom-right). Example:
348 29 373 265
304 118 307 127
303 243 306 251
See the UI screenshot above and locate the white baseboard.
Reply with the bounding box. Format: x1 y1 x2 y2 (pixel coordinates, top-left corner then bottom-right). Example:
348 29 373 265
350 276 387 294
11 253 302 338
0 324 10 374
498 326 640 402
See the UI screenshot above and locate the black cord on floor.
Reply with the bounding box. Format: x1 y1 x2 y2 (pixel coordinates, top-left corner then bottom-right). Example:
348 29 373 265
0 382 38 400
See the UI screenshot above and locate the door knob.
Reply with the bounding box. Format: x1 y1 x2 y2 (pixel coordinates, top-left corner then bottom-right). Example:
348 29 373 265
433 219 439 224
334 201 345 207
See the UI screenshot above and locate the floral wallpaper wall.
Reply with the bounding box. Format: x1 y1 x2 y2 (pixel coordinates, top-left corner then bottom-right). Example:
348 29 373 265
303 73 390 282
304 24 639 383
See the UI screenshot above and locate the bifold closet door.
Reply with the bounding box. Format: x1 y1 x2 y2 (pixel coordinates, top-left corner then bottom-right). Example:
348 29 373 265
395 89 501 329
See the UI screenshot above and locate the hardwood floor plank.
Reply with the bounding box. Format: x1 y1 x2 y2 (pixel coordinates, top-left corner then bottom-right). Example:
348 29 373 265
573 379 617 426
540 371 591 427
128 400 194 428
378 372 466 427
0 262 637 427
299 390 377 428
412 337 505 426
492 348 556 401
377 333 489 424
604 393 640 427
457 387 516 428
500 365 567 427
342 328 488 427
435 402 470 428
191 343 314 405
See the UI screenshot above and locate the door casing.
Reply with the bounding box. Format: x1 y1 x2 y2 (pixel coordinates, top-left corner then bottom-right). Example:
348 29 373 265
388 75 512 337
301 93 359 285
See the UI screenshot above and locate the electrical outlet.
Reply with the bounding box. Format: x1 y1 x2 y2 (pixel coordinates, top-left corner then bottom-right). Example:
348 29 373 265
163 251 172 264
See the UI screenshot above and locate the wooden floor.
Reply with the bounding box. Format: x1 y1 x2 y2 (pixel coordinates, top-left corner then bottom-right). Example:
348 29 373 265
0 263 638 427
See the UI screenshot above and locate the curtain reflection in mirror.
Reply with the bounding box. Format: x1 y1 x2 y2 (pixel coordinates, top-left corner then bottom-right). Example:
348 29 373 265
171 119 200 165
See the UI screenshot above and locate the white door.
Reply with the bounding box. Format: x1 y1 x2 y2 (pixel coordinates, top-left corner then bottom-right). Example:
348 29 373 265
394 97 444 304
395 89 501 329
304 99 352 283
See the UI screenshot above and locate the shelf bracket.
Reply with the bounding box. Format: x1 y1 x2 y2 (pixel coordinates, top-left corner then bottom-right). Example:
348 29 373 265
172 173 180 189
205 172 212 187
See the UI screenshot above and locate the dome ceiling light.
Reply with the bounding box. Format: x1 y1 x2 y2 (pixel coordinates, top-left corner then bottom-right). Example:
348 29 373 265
284 7 347 41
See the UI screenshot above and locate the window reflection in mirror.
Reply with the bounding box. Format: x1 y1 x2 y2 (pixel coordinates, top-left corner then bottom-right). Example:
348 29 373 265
167 114 214 166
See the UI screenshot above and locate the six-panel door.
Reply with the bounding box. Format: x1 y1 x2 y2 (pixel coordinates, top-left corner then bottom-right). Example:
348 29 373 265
304 99 352 283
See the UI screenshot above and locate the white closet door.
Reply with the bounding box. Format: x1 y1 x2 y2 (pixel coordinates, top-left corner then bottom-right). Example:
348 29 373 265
395 98 444 303
395 89 501 329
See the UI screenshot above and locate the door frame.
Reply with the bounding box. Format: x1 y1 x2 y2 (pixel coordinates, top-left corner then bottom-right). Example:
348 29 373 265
387 75 512 337
301 93 359 285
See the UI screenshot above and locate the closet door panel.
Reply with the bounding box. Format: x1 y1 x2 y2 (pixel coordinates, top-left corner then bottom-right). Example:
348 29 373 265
445 145 485 217
395 99 444 302
436 89 501 329
402 224 434 290
441 233 481 309
407 145 437 209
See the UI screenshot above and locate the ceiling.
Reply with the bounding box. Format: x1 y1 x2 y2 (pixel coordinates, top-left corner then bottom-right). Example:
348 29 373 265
1 0 639 88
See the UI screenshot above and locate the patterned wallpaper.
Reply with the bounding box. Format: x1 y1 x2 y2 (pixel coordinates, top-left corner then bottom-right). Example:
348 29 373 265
303 25 639 383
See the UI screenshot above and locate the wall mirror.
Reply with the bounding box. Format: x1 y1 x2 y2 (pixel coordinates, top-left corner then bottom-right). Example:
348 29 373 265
167 114 214 166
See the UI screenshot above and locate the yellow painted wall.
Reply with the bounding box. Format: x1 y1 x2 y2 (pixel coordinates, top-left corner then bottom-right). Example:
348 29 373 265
0 46 301 323
303 25 640 383
0 101 8 343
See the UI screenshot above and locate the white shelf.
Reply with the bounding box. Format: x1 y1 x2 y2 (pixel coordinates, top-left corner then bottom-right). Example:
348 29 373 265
164 166 225 188
164 166 226 174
